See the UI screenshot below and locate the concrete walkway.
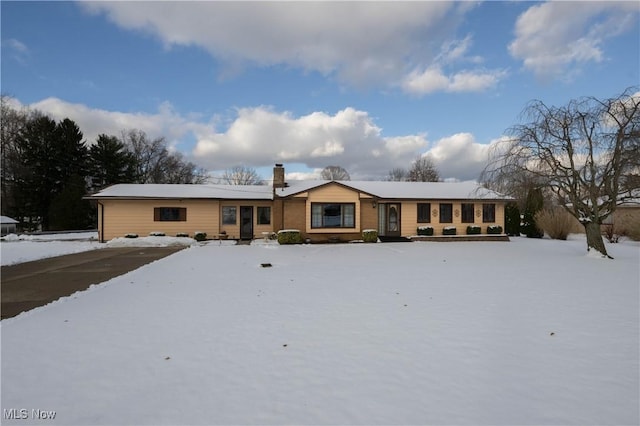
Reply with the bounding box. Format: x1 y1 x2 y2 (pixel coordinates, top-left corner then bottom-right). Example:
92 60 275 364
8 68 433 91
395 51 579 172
1 246 185 320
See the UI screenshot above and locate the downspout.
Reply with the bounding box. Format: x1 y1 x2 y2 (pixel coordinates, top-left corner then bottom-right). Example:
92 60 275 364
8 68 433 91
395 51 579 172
97 201 105 243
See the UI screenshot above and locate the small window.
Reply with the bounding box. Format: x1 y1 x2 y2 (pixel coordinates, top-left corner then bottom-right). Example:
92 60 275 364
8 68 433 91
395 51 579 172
154 207 186 222
461 203 475 223
257 206 271 225
483 204 496 223
417 203 431 223
311 203 355 228
222 206 237 225
439 203 452 223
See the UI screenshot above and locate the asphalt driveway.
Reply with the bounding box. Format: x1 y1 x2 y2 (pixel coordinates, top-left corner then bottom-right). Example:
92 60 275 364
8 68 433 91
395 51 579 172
1 246 185 319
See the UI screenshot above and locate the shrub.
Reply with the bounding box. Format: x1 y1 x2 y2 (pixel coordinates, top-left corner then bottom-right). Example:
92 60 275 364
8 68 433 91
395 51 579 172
149 231 166 237
194 231 207 242
362 229 378 243
124 233 138 239
487 225 503 234
604 212 640 242
522 188 544 238
443 226 456 236
277 229 303 244
176 232 189 238
505 202 520 236
535 207 574 240
466 225 481 235
417 226 434 236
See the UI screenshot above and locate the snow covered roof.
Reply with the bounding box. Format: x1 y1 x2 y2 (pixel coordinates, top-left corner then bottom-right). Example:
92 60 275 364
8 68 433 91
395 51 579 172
88 180 511 201
88 184 273 200
278 180 511 200
1 216 18 224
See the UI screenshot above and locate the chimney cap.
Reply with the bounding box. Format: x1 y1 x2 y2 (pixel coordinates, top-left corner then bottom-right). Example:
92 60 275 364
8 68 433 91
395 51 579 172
275 163 283 167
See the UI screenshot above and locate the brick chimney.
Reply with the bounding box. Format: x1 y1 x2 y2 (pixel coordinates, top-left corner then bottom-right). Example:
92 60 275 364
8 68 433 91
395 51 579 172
273 164 286 190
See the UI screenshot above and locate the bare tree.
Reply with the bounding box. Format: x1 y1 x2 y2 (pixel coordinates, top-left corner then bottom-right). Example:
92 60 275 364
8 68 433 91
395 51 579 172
122 129 208 184
321 165 350 181
387 167 408 181
222 165 264 185
407 155 439 182
481 87 640 258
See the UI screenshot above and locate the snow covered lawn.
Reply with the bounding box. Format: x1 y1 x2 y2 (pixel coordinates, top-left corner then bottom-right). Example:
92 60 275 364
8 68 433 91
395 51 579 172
1 237 638 425
0 232 102 266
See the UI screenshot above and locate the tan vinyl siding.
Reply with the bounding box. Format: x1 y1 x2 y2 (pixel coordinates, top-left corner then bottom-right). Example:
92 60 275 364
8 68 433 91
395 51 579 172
282 200 306 232
420 201 505 235
100 199 220 241
305 184 361 234
219 201 275 240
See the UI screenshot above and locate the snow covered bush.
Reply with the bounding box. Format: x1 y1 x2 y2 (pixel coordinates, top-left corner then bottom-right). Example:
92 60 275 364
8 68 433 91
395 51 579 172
466 225 481 235
176 233 189 238
443 226 456 236
149 231 166 237
487 225 503 234
124 233 138 239
417 226 434 236
277 229 303 245
194 231 207 242
362 229 378 243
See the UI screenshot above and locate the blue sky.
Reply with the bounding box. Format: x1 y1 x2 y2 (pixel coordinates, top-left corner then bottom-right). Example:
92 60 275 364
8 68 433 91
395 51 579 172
2 1 638 182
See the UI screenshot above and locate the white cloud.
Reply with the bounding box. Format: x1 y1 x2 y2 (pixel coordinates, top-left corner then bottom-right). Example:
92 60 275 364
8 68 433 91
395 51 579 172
21 97 496 181
401 34 507 95
402 67 507 95
2 38 30 64
423 133 505 181
78 1 501 94
509 1 640 80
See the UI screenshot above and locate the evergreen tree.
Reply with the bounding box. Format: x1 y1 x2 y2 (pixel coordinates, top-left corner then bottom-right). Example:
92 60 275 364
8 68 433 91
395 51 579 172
48 174 94 230
522 187 544 238
89 134 136 190
504 202 521 236
18 115 89 230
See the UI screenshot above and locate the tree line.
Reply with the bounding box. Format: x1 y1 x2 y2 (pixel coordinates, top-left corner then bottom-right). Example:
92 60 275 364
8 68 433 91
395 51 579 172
1 96 208 231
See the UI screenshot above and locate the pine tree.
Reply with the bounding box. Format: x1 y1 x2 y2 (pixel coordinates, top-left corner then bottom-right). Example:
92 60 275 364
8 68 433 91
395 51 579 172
504 202 521 236
522 187 544 238
18 115 89 230
89 134 136 190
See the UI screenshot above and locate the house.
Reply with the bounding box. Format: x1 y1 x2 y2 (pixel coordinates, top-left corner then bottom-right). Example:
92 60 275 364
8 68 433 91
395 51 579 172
87 164 512 243
1 216 19 236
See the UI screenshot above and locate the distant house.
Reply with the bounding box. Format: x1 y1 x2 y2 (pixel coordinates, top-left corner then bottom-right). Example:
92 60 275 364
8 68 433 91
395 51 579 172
87 164 512 243
1 216 18 236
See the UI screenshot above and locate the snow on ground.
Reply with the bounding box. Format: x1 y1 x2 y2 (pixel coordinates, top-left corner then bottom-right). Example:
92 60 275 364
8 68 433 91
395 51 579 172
0 232 102 266
1 237 638 425
0 233 201 266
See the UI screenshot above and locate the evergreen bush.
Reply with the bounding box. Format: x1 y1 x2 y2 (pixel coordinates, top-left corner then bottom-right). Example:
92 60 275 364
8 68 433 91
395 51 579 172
277 229 303 244
487 225 503 234
194 231 207 242
522 188 544 238
466 225 481 235
443 227 456 236
505 202 521 236
362 229 378 243
124 233 138 238
176 232 189 238
417 226 434 236
149 231 166 237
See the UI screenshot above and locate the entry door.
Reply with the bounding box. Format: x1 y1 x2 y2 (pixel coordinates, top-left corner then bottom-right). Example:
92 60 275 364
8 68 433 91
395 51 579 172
240 206 253 240
386 204 401 236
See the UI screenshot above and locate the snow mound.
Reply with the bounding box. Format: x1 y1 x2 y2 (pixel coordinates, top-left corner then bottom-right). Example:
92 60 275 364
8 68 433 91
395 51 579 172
105 236 197 247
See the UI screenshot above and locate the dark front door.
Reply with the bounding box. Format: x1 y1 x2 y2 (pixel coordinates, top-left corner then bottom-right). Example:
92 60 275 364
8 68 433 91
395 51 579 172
386 204 401 236
240 206 253 240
